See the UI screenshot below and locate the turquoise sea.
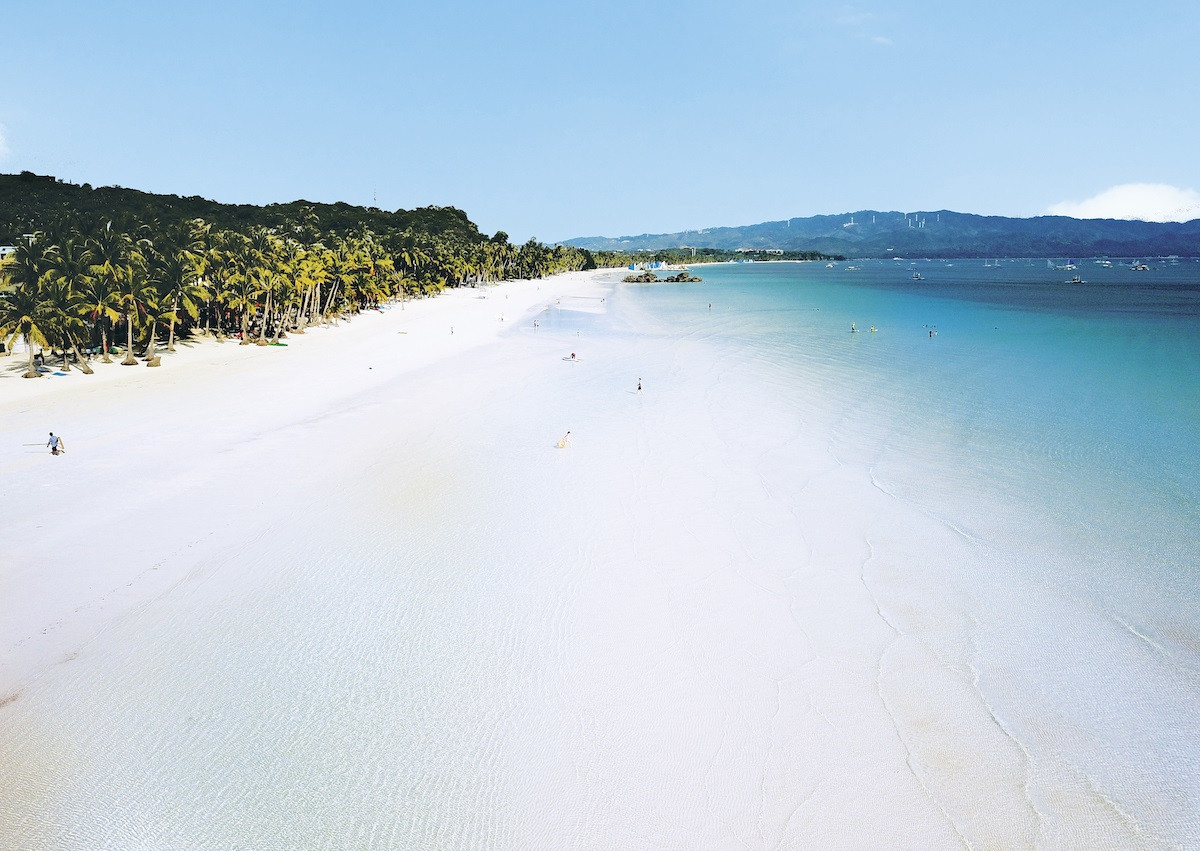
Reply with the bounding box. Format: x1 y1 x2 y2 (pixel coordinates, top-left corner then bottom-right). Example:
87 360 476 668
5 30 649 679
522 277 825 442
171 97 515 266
627 258 1200 560
617 258 1200 843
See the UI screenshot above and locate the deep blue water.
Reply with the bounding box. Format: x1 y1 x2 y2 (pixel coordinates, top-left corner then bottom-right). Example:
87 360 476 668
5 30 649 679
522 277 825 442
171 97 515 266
624 258 1200 531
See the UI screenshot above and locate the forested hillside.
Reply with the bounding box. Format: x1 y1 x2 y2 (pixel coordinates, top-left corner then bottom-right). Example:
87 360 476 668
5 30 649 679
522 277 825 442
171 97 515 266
0 171 480 243
566 209 1200 258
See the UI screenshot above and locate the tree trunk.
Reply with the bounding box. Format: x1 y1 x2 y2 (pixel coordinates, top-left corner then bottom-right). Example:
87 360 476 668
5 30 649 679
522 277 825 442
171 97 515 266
101 321 113 363
167 297 179 352
295 288 310 334
322 282 339 322
239 308 251 345
145 321 160 366
61 347 70 372
272 306 289 344
258 289 272 345
23 336 41 378
122 315 138 365
70 340 94 374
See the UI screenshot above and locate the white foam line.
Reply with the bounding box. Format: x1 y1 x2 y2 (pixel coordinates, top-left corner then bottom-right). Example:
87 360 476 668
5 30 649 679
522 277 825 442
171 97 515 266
960 638 1045 842
859 537 974 850
867 466 988 547
1077 768 1159 846
1110 613 1168 656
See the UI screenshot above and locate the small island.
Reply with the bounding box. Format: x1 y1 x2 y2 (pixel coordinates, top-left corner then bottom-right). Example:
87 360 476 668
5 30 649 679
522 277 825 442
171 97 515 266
622 271 703 283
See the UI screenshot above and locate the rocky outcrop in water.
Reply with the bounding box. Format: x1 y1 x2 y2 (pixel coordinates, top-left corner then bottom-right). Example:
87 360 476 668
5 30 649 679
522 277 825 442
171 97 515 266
622 272 702 283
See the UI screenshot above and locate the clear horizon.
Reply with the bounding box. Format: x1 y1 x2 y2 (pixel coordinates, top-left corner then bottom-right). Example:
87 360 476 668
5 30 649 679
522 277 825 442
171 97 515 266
2 1 1197 242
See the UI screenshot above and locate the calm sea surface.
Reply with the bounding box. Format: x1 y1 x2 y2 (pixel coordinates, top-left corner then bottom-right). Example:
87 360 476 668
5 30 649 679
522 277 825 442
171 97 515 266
625 257 1200 573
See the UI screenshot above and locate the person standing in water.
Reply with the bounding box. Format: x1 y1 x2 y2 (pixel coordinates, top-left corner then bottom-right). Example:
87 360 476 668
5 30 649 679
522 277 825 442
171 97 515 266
47 432 65 455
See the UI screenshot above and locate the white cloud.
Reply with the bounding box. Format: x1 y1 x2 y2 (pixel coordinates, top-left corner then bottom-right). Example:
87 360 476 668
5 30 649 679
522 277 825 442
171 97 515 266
1047 183 1200 223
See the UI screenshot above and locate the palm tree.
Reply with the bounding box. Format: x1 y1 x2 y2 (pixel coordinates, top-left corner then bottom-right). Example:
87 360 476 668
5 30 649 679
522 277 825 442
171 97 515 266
199 229 238 338
0 283 55 379
0 237 57 377
116 259 156 365
41 276 95 374
391 230 431 280
242 228 281 344
321 240 358 323
0 287 55 378
87 222 133 363
150 244 209 353
139 295 176 367
267 238 305 343
292 247 327 333
2 236 55 292
75 272 122 362
222 253 261 346
49 236 97 371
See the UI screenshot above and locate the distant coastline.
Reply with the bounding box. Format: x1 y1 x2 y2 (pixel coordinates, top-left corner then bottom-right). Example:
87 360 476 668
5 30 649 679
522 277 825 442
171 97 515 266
563 208 1200 258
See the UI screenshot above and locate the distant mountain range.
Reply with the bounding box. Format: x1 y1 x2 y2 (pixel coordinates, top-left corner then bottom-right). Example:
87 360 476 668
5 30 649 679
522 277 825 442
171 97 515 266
563 211 1200 258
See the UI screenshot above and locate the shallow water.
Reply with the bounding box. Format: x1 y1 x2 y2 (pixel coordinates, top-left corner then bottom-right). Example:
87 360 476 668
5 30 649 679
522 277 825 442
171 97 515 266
623 259 1200 844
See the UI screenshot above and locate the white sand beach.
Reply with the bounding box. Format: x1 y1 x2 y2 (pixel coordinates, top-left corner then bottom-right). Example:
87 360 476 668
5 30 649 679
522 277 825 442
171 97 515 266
0 270 609 692
0 267 1167 848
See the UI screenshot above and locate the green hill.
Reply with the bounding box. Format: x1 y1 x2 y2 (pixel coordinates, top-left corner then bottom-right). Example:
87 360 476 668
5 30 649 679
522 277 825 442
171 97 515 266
564 210 1200 258
0 171 482 243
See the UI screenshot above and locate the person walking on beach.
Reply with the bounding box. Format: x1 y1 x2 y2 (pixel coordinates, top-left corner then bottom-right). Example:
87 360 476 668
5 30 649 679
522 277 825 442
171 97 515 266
47 432 65 456
637 378 642 395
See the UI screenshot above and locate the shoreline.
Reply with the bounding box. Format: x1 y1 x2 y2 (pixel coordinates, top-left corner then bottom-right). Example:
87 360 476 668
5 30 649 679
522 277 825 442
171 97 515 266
2 259 1194 846
0 269 623 399
0 267 623 695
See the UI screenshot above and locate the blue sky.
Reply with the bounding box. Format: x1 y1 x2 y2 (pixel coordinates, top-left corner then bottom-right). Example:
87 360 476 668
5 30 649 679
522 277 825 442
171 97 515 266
1 1 1197 241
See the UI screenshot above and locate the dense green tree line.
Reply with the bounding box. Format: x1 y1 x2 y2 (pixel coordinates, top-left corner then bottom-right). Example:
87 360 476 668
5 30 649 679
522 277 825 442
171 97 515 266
0 172 482 245
0 204 610 377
